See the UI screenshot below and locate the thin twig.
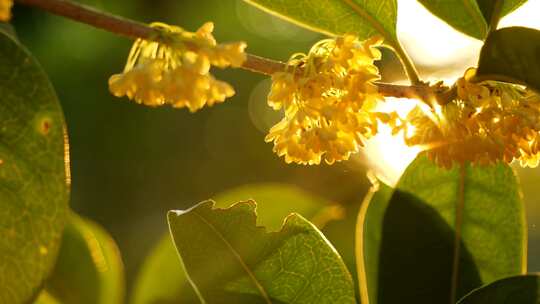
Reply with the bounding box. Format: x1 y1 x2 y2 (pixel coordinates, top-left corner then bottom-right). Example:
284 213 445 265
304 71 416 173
16 0 155 39
14 0 451 103
15 0 285 75
450 163 467 304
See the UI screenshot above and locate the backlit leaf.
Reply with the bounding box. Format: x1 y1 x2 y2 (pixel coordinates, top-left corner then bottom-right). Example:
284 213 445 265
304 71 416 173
476 26 540 93
0 29 69 303
241 0 398 46
132 183 339 304
476 0 527 28
418 0 526 40
357 155 526 303
168 201 356 304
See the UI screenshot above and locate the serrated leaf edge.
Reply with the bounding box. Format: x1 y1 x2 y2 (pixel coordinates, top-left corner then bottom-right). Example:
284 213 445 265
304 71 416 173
167 200 353 304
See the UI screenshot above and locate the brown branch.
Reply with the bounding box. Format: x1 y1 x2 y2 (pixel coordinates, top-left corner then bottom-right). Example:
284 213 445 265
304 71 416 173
15 0 284 75
239 53 285 76
15 0 156 40
377 83 456 105
14 0 453 104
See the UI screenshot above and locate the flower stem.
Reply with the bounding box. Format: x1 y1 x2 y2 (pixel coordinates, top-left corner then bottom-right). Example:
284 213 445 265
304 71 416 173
391 42 421 85
15 0 442 102
450 162 467 304
15 0 156 40
15 0 285 75
487 0 503 34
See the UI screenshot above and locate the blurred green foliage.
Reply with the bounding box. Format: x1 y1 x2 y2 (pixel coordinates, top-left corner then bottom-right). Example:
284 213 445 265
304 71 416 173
45 214 125 304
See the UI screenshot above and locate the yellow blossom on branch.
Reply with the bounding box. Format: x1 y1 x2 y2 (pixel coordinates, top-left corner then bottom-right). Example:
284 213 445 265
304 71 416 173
109 22 246 112
265 35 386 165
0 0 13 21
392 68 540 168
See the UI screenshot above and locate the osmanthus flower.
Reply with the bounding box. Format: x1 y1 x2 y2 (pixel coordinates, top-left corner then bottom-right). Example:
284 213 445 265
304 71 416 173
109 22 247 112
0 0 13 22
392 68 540 168
265 35 387 165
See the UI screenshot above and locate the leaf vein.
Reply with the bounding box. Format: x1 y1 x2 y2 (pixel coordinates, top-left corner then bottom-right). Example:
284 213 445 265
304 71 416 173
192 210 273 304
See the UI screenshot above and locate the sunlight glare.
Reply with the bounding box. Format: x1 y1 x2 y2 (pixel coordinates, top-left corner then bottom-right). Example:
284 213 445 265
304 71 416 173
398 0 482 79
363 0 540 186
362 98 422 186
499 1 540 30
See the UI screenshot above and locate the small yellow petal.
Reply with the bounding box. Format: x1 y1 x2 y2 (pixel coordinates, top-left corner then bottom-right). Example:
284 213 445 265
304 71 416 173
108 22 245 112
398 68 540 167
0 0 13 22
266 35 384 165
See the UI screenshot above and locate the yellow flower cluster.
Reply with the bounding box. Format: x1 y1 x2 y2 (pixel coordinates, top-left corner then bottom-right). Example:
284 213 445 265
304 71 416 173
0 0 13 22
265 35 386 165
392 68 540 168
109 22 246 112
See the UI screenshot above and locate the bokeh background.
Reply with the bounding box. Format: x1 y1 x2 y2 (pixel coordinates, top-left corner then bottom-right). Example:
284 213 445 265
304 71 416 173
10 0 540 298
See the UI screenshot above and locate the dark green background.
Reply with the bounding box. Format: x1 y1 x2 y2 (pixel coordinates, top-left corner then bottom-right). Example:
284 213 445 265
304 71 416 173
9 0 540 295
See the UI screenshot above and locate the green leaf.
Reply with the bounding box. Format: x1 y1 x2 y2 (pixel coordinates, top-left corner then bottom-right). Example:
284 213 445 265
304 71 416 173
132 183 341 304
168 200 356 304
417 0 526 40
457 275 540 303
418 0 487 39
476 26 540 93
357 155 526 304
44 214 125 304
476 0 527 29
0 30 70 302
242 0 398 46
